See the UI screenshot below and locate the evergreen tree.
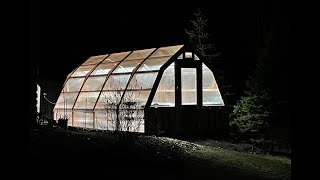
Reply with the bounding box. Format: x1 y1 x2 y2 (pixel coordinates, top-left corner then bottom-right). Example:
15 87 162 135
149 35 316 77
229 41 273 140
185 9 220 65
185 9 234 105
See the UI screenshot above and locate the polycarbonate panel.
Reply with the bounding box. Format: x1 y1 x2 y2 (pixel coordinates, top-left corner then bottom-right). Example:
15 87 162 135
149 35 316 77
151 62 175 107
121 90 151 108
202 63 224 106
124 48 155 61
101 51 131 63
194 54 200 60
137 56 171 72
117 119 144 132
127 72 158 90
91 62 118 75
95 90 125 109
185 52 193 58
94 110 108 121
74 92 100 109
149 45 183 58
71 65 96 77
83 54 108 65
181 68 197 105
103 74 130 90
55 92 78 109
73 111 94 128
62 77 85 92
81 76 106 91
54 109 72 121
95 110 111 130
112 59 142 73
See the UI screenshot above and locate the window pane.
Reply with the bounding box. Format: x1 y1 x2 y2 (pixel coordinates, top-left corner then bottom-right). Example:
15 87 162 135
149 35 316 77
95 90 125 109
137 56 171 72
91 63 118 75
194 54 200 60
181 68 197 105
121 90 151 108
55 92 78 109
124 48 155 61
94 110 110 130
53 109 72 122
202 63 224 106
137 45 183 72
101 51 131 63
71 65 95 77
62 77 85 92
83 54 108 65
82 76 106 91
73 111 94 128
103 74 130 90
112 60 142 73
127 72 158 90
74 92 100 109
185 52 193 58
150 45 183 58
152 62 175 107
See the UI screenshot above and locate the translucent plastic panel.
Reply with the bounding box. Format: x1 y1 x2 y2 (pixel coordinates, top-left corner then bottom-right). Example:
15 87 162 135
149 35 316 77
127 72 158 90
94 110 108 122
117 119 144 132
185 52 193 59
74 92 100 109
103 74 130 90
112 59 142 73
71 65 96 77
152 62 175 107
137 56 171 72
121 90 151 108
83 54 108 65
55 92 78 109
91 63 118 75
53 109 72 121
95 110 111 130
81 76 106 91
95 90 125 109
181 68 197 105
150 45 183 58
124 48 155 61
194 54 200 60
101 51 130 63
73 111 94 128
202 63 224 106
203 91 224 105
62 77 85 92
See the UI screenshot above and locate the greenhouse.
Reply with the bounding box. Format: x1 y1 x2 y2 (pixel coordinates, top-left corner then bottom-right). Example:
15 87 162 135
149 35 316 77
54 45 226 136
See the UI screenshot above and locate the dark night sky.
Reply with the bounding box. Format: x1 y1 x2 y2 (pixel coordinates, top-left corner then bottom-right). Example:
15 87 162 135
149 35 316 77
28 0 291 95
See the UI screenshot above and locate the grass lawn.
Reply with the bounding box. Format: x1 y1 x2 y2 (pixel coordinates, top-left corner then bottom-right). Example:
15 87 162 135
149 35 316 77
28 127 291 180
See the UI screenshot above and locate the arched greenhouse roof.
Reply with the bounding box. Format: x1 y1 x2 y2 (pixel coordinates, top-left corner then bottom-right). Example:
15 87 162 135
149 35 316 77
54 45 184 111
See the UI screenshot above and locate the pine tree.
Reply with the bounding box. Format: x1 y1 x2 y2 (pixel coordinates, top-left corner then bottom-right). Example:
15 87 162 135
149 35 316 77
185 9 234 105
229 41 273 140
185 9 220 66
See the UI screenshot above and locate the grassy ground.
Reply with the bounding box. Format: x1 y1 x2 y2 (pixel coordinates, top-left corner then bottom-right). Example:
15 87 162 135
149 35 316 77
28 126 291 180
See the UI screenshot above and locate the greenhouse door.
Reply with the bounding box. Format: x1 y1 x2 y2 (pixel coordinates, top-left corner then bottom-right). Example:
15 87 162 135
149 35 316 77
177 61 203 132
181 68 197 105
177 61 202 107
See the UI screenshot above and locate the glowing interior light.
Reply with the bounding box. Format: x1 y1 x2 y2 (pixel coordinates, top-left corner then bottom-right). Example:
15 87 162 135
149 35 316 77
194 54 200 60
185 52 193 58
